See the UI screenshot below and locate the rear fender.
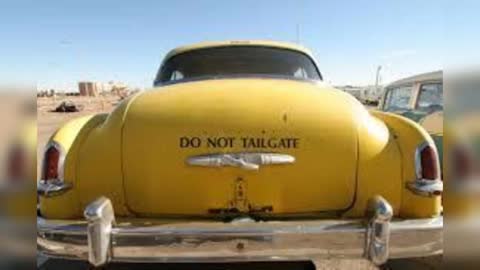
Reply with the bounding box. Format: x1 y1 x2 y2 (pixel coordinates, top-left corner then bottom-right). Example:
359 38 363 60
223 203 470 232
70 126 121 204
39 114 108 219
372 111 442 218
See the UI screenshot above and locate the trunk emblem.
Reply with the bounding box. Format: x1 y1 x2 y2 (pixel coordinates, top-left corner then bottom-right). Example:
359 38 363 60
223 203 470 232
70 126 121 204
186 152 295 170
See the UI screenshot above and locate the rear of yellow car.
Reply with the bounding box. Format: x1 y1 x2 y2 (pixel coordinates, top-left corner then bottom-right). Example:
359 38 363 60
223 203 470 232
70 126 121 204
37 41 442 267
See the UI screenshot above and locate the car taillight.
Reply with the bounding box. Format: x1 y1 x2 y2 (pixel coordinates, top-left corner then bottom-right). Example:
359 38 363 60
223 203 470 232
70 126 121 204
7 145 26 181
42 143 62 181
416 143 440 180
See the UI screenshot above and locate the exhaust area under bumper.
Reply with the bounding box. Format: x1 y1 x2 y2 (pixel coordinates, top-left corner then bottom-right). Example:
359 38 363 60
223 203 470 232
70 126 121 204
37 196 442 267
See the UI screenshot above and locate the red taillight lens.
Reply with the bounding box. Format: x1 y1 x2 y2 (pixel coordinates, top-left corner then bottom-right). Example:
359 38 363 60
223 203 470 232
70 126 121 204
42 146 60 180
7 145 25 181
418 144 440 180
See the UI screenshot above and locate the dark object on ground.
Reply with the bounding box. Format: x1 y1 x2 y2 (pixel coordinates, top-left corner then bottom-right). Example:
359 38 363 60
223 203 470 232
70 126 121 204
52 101 83 113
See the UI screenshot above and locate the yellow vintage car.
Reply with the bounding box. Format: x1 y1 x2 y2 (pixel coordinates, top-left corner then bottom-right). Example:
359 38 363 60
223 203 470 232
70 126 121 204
37 41 442 267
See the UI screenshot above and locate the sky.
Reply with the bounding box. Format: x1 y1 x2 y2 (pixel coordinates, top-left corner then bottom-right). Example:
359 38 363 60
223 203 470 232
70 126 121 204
0 0 478 91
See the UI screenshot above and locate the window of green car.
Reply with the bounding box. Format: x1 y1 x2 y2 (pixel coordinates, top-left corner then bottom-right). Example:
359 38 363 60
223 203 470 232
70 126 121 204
383 85 414 111
416 83 443 112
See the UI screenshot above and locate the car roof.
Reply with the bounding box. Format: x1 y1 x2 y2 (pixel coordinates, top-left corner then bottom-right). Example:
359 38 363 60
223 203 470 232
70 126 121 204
387 70 443 88
164 40 316 61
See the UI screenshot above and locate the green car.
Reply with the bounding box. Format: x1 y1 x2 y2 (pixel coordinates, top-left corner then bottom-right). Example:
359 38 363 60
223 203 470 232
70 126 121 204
379 71 443 167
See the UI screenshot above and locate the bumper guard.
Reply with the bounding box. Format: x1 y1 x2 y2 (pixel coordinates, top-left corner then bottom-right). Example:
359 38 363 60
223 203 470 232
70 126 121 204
37 196 442 267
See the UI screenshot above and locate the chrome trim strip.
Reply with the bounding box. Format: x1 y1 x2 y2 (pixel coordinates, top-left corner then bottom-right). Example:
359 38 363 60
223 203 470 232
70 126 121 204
406 179 443 197
414 142 428 180
37 179 72 197
37 197 442 266
186 152 295 170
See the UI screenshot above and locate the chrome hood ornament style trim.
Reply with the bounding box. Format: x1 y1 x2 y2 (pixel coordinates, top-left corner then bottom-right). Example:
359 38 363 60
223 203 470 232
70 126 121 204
186 152 295 170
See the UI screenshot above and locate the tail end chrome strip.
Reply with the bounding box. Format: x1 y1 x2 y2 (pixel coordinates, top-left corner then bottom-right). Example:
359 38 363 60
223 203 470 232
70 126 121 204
186 152 295 170
407 179 443 197
37 179 72 198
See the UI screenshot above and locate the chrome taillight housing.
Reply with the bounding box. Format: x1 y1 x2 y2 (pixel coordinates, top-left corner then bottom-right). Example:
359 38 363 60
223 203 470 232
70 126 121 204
38 142 71 198
41 142 64 181
415 142 441 181
408 142 443 197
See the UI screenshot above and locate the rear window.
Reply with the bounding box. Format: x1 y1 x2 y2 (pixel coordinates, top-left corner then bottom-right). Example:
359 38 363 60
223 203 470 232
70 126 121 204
155 46 321 85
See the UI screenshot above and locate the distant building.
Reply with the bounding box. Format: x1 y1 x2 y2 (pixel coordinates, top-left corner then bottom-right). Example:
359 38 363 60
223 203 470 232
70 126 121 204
78 81 130 96
78 81 98 96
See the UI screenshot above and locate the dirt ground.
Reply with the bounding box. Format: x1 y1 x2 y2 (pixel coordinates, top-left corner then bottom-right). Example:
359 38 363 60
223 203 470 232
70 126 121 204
36 95 440 270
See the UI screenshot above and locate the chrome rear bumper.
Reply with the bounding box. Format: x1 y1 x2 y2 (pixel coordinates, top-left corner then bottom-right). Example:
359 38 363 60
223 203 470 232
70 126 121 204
37 196 442 267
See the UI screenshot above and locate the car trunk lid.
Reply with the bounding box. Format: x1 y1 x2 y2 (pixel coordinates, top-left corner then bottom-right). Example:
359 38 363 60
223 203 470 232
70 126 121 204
122 79 359 217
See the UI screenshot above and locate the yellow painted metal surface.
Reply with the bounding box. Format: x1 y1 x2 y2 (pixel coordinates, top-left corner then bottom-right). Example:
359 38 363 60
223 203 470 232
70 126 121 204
372 111 442 218
344 110 403 217
420 111 443 136
39 99 137 219
39 80 441 219
122 79 358 216
39 114 100 218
